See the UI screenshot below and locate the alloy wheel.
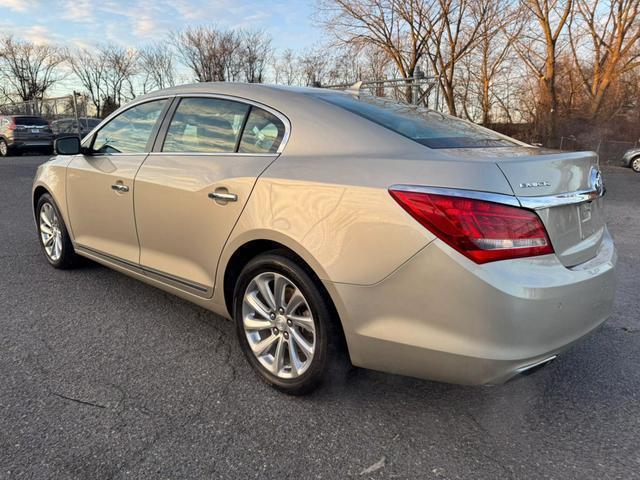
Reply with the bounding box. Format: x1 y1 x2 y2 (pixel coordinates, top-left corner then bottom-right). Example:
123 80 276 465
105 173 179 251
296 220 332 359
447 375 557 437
242 271 316 379
39 202 63 261
632 157 640 173
0 140 7 156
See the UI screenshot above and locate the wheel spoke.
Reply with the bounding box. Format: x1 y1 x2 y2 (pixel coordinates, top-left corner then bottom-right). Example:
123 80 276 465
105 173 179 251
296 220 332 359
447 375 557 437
272 336 285 374
243 315 272 331
40 224 52 235
291 329 313 358
288 337 301 375
285 289 305 315
244 291 271 320
250 333 279 356
256 275 276 310
40 210 52 228
288 314 315 333
43 234 54 246
54 236 62 259
273 274 287 309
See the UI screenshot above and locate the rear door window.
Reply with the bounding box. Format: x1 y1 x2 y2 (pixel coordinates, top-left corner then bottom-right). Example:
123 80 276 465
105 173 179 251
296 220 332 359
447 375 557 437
162 98 250 153
238 108 285 154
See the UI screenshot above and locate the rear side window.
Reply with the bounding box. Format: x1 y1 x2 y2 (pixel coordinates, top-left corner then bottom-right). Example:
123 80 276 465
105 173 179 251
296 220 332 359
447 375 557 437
15 116 48 126
93 99 167 154
163 98 249 153
311 93 516 149
239 108 285 154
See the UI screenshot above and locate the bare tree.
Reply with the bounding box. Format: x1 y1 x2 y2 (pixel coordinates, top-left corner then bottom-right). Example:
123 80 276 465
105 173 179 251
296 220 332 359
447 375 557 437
0 35 65 102
569 0 640 118
512 0 573 143
67 45 136 117
424 0 490 116
462 1 522 123
139 43 176 93
102 45 137 111
274 49 300 85
67 47 108 117
318 0 441 101
298 49 328 86
239 30 272 83
173 26 242 82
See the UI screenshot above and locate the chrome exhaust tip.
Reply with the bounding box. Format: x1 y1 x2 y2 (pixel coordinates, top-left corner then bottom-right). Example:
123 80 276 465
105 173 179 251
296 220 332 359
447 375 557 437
515 355 557 376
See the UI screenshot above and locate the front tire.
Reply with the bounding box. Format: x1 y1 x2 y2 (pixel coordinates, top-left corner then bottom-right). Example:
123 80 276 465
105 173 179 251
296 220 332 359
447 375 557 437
36 193 80 269
233 252 335 395
631 157 640 173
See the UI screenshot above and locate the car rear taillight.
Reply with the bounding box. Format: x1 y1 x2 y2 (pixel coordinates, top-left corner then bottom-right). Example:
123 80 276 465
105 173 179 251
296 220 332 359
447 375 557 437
7 119 16 131
389 189 553 263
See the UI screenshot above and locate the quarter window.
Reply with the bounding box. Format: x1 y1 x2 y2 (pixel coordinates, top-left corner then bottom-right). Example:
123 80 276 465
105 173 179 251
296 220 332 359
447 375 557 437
93 99 167 154
163 98 249 153
238 108 285 154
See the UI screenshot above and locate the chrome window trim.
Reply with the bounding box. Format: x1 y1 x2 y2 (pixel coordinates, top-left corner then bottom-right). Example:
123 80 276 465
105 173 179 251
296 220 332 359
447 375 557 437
389 185 605 210
146 152 278 157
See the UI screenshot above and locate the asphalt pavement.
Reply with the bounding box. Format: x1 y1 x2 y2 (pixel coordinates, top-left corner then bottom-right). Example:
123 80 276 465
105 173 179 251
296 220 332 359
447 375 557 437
1 155 639 479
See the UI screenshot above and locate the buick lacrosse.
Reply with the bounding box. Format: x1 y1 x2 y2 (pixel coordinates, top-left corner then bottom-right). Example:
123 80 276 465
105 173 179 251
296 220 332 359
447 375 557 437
33 83 616 394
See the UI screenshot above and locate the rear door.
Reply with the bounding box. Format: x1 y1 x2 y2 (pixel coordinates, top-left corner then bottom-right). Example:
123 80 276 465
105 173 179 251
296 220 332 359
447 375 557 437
66 98 169 264
134 96 287 297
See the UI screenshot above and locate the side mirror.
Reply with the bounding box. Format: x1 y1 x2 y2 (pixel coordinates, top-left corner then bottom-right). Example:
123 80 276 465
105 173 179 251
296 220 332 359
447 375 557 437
54 135 81 155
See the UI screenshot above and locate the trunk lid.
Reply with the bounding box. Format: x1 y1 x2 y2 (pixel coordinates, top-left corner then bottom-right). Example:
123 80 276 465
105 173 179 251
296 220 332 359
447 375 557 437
440 148 605 267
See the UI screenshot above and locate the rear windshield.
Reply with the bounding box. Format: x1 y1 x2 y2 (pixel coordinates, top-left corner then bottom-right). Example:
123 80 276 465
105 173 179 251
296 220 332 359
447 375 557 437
15 116 48 126
311 93 516 149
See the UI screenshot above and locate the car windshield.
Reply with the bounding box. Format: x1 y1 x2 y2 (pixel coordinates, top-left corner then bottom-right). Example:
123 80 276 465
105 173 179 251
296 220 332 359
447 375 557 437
311 92 517 149
15 116 48 126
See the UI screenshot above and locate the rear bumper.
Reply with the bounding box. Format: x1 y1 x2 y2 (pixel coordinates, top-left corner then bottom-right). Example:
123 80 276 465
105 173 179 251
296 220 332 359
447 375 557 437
10 139 53 149
328 228 617 385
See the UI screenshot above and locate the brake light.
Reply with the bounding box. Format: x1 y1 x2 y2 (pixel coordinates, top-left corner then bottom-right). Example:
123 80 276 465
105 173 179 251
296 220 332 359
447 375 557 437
7 119 16 131
389 189 553 263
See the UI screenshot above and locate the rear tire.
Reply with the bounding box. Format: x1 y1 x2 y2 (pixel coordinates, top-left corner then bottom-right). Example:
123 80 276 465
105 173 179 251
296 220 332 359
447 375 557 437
631 157 640 173
36 193 80 269
0 139 10 157
233 251 341 395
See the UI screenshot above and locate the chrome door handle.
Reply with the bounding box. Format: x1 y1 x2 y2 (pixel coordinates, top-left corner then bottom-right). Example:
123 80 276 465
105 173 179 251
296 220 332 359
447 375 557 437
111 183 129 193
208 191 237 202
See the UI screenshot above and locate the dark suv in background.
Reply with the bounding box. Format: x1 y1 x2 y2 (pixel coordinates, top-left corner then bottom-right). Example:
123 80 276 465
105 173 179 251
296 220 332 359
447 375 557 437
51 117 101 139
0 115 54 157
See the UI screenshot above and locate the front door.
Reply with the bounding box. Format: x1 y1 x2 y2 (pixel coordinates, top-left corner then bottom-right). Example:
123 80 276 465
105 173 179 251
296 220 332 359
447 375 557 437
134 96 287 296
66 99 168 264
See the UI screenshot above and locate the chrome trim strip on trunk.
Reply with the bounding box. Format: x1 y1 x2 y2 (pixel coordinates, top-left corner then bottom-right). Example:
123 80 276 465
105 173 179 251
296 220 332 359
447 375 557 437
389 185 605 210
389 185 521 207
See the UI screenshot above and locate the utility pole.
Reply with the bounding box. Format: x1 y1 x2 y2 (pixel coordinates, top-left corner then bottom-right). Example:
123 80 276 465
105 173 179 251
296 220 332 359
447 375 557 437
72 91 81 136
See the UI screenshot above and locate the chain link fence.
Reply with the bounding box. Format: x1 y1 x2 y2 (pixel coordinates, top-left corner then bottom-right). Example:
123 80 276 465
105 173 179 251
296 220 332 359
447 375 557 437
559 136 639 165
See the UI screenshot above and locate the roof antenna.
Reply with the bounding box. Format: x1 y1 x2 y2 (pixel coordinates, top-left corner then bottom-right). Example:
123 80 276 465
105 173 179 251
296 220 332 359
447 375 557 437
345 81 363 97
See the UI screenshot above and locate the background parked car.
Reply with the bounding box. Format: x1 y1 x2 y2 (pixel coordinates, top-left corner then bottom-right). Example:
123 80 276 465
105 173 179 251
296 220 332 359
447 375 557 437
622 148 640 172
50 117 101 139
0 115 53 156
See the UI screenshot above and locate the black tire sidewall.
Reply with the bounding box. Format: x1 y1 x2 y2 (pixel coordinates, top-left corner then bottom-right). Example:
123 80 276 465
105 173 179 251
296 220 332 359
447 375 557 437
0 139 9 157
233 252 330 394
36 193 77 269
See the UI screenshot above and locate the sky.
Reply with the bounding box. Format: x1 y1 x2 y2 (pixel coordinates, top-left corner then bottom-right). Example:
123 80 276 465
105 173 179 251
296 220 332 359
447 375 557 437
0 0 322 51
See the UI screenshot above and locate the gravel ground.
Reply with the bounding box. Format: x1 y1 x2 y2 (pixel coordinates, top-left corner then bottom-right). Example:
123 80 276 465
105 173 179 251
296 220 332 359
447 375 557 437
1 156 639 480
